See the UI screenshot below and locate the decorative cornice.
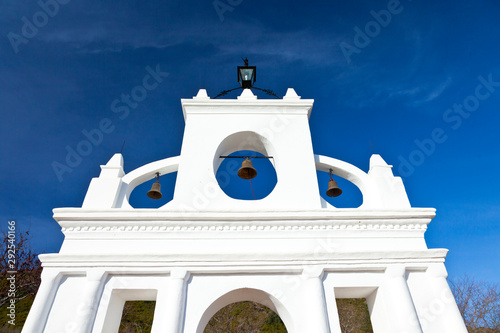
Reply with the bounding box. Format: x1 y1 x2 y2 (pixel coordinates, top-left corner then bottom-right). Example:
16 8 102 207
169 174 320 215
54 208 434 234
59 220 428 233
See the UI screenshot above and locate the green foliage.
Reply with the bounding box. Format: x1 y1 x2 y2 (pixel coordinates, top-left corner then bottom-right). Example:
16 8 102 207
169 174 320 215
262 312 287 333
336 298 373 333
118 301 156 333
0 294 35 332
204 301 287 333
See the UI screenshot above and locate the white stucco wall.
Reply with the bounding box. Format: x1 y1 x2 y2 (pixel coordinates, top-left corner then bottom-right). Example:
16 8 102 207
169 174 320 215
23 88 467 333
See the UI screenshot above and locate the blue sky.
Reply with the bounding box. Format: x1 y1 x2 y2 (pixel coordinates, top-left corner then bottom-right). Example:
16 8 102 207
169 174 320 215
1 0 499 283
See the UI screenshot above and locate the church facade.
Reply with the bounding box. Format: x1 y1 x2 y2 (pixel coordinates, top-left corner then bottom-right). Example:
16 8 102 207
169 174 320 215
23 87 467 333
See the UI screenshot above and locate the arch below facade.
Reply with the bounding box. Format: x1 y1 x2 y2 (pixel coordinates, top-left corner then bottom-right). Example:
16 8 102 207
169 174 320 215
196 288 292 333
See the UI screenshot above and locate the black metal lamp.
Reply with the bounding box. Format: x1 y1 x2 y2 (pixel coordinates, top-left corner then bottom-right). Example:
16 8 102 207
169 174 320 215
214 58 279 99
238 58 256 89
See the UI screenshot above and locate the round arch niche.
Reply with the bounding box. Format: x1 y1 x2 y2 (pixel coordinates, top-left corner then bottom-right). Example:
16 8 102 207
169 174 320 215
128 171 177 208
197 288 292 333
317 170 363 208
214 131 278 200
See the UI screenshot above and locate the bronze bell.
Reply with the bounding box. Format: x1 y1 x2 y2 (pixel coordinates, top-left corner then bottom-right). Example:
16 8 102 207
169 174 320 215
326 179 342 197
237 158 257 179
147 182 162 199
147 172 163 199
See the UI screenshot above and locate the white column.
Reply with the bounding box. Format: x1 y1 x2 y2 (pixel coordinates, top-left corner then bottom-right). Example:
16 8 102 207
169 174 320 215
162 269 190 333
300 267 330 333
383 265 423 333
21 269 62 333
74 269 107 333
424 264 468 332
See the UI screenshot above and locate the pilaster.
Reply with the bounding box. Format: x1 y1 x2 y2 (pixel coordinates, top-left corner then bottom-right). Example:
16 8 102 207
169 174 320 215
382 265 423 333
161 270 190 333
21 269 62 333
74 269 107 333
300 267 330 333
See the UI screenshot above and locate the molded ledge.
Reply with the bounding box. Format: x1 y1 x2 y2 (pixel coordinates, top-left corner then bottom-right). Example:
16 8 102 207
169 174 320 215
38 249 450 266
53 207 436 221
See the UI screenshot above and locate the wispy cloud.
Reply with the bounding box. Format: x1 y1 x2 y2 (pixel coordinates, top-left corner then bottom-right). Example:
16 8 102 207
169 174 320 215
334 74 454 109
326 29 457 109
388 76 453 106
39 18 345 66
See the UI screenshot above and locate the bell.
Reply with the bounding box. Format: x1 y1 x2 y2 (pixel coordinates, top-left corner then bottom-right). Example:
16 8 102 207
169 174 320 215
237 158 257 179
147 182 162 199
326 179 342 197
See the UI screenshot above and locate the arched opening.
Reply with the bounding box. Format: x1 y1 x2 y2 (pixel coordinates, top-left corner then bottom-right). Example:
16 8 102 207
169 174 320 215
197 288 292 333
128 171 177 208
317 170 363 208
216 150 277 200
214 131 278 201
204 301 287 333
